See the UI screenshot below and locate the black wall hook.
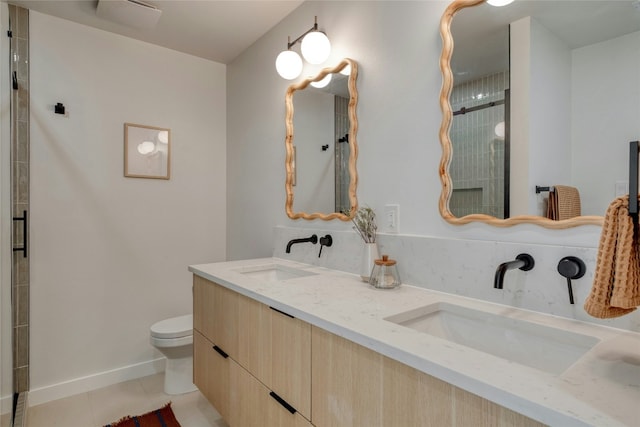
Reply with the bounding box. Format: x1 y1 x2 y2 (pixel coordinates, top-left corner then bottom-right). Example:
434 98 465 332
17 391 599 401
321 144 329 151
55 103 65 115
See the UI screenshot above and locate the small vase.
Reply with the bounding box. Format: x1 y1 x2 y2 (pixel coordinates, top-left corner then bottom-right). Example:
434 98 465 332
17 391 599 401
360 242 379 282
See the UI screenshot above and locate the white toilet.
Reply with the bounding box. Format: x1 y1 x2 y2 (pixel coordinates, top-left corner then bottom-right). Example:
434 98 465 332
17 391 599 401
150 314 198 395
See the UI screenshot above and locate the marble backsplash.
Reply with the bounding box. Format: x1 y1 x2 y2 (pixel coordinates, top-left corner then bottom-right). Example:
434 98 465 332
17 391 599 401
272 226 640 333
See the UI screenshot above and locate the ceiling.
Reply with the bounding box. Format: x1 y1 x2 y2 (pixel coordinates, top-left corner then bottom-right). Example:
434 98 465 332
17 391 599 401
451 0 640 83
7 0 304 64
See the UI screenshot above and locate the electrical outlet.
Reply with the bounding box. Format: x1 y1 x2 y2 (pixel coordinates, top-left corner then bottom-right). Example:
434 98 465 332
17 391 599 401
384 204 399 233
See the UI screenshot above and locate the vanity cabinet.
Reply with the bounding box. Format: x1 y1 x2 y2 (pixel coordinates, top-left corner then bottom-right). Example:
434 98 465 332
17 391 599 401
194 274 544 427
193 276 311 425
311 326 545 427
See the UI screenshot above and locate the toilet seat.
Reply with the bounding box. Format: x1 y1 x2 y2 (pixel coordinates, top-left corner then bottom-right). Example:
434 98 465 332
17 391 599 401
150 314 193 339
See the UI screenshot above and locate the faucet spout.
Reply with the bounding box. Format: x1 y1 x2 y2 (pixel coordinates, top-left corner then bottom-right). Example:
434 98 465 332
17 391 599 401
493 253 535 289
286 234 318 253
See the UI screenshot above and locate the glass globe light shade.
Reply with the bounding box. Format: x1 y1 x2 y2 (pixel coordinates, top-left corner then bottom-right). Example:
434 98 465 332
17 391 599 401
310 74 332 89
157 130 169 144
487 0 514 6
275 50 303 80
137 140 156 155
494 121 505 139
301 31 331 64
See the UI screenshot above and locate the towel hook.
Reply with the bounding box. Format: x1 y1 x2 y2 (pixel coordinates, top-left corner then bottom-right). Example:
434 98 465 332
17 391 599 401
629 141 639 232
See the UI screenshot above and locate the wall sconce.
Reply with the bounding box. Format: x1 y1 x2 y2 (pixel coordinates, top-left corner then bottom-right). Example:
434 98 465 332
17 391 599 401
487 0 515 6
275 16 331 80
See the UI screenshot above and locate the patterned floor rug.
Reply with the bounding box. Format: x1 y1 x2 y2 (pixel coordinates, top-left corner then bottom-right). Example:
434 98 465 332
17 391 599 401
104 402 181 427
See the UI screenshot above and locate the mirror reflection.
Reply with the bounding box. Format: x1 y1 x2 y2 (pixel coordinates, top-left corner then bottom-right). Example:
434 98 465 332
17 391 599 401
285 58 358 221
440 0 640 227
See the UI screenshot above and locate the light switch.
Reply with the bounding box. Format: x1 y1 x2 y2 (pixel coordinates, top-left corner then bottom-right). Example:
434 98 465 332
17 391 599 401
615 181 628 197
384 204 399 233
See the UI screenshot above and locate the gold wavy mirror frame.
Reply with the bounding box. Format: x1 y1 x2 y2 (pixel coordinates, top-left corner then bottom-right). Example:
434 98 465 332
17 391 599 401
439 0 603 229
285 58 359 221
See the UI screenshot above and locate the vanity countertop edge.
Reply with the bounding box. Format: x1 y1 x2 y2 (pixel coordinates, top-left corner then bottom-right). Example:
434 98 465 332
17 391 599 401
189 258 639 427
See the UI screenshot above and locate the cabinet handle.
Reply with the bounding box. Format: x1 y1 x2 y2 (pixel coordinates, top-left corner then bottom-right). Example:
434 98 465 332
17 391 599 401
212 345 229 359
269 391 297 414
269 306 294 319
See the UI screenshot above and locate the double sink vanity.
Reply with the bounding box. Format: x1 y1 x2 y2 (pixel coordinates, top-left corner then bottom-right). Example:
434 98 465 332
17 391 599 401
190 258 640 427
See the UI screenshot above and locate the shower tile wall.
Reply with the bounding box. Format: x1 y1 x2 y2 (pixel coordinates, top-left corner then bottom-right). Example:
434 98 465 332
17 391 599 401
10 4 30 393
334 95 350 213
450 71 508 218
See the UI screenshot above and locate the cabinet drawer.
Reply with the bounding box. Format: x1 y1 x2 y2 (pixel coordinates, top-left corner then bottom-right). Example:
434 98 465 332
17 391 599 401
193 275 239 357
228 358 312 427
193 330 231 421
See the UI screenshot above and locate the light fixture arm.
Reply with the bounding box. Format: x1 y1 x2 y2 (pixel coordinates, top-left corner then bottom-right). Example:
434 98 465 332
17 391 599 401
286 16 320 49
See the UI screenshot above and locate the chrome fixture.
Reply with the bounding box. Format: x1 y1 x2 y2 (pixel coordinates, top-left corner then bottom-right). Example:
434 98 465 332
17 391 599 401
275 16 331 80
494 253 535 289
285 234 318 253
318 234 333 257
557 256 586 304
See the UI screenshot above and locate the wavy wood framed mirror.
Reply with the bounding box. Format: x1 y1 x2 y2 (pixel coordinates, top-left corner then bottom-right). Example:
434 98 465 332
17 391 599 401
285 58 359 221
437 0 640 228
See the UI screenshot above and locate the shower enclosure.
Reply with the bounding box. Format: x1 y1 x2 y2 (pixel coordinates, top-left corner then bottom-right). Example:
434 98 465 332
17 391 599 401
2 5 30 426
449 71 510 219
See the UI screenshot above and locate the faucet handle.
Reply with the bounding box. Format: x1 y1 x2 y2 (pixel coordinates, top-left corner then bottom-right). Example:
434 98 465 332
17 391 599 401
557 256 586 305
318 234 333 258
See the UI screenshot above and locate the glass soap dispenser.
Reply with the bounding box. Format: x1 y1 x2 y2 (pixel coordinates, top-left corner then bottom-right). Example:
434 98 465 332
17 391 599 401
369 255 401 289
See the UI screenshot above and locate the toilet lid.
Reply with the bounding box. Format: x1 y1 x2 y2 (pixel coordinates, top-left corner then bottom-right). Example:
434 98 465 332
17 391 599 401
150 314 193 339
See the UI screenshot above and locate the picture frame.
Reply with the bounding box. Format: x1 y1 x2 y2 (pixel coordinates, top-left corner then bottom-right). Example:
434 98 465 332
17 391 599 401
124 123 171 179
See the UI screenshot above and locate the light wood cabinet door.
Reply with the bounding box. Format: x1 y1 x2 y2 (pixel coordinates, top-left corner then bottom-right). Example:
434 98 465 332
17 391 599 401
269 307 311 419
193 277 312 423
228 359 312 427
193 330 231 422
193 275 239 357
311 326 545 427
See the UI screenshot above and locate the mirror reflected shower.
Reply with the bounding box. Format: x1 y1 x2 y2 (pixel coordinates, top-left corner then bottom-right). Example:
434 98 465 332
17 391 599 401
439 0 640 228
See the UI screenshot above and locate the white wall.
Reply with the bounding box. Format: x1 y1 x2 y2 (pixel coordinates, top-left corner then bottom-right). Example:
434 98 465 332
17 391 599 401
572 31 640 215
511 16 572 217
28 12 226 404
529 17 572 215
227 0 602 262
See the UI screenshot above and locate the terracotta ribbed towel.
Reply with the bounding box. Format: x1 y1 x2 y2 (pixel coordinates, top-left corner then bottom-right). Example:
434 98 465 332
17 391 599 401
584 195 640 318
546 185 581 220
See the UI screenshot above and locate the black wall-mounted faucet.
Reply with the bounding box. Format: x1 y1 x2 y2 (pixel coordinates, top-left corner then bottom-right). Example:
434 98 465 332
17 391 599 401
494 253 535 289
285 234 318 253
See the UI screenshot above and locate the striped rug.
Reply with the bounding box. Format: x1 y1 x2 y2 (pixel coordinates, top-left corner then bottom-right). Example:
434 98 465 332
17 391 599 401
104 402 181 427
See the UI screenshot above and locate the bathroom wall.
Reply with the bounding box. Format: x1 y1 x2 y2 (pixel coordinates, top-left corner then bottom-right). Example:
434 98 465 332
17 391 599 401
225 2 640 330
510 16 572 217
227 0 602 261
26 12 226 405
572 30 640 215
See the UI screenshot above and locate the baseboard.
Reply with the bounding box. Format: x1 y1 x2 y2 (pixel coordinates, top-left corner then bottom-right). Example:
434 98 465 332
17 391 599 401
27 357 165 407
0 393 12 415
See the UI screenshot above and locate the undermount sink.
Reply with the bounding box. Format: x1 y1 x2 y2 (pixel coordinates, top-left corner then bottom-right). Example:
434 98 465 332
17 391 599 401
384 302 600 375
235 264 318 282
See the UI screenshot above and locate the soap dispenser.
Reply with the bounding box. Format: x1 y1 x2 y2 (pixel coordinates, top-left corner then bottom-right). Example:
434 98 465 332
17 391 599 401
369 255 401 289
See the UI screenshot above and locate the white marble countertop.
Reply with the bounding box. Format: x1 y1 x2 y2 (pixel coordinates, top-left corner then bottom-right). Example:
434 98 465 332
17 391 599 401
189 258 640 427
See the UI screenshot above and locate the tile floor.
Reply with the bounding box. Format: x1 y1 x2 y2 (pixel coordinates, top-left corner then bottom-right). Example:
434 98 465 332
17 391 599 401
24 373 227 427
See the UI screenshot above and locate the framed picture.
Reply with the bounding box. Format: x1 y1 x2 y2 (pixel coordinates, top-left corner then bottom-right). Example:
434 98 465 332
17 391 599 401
124 123 171 179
